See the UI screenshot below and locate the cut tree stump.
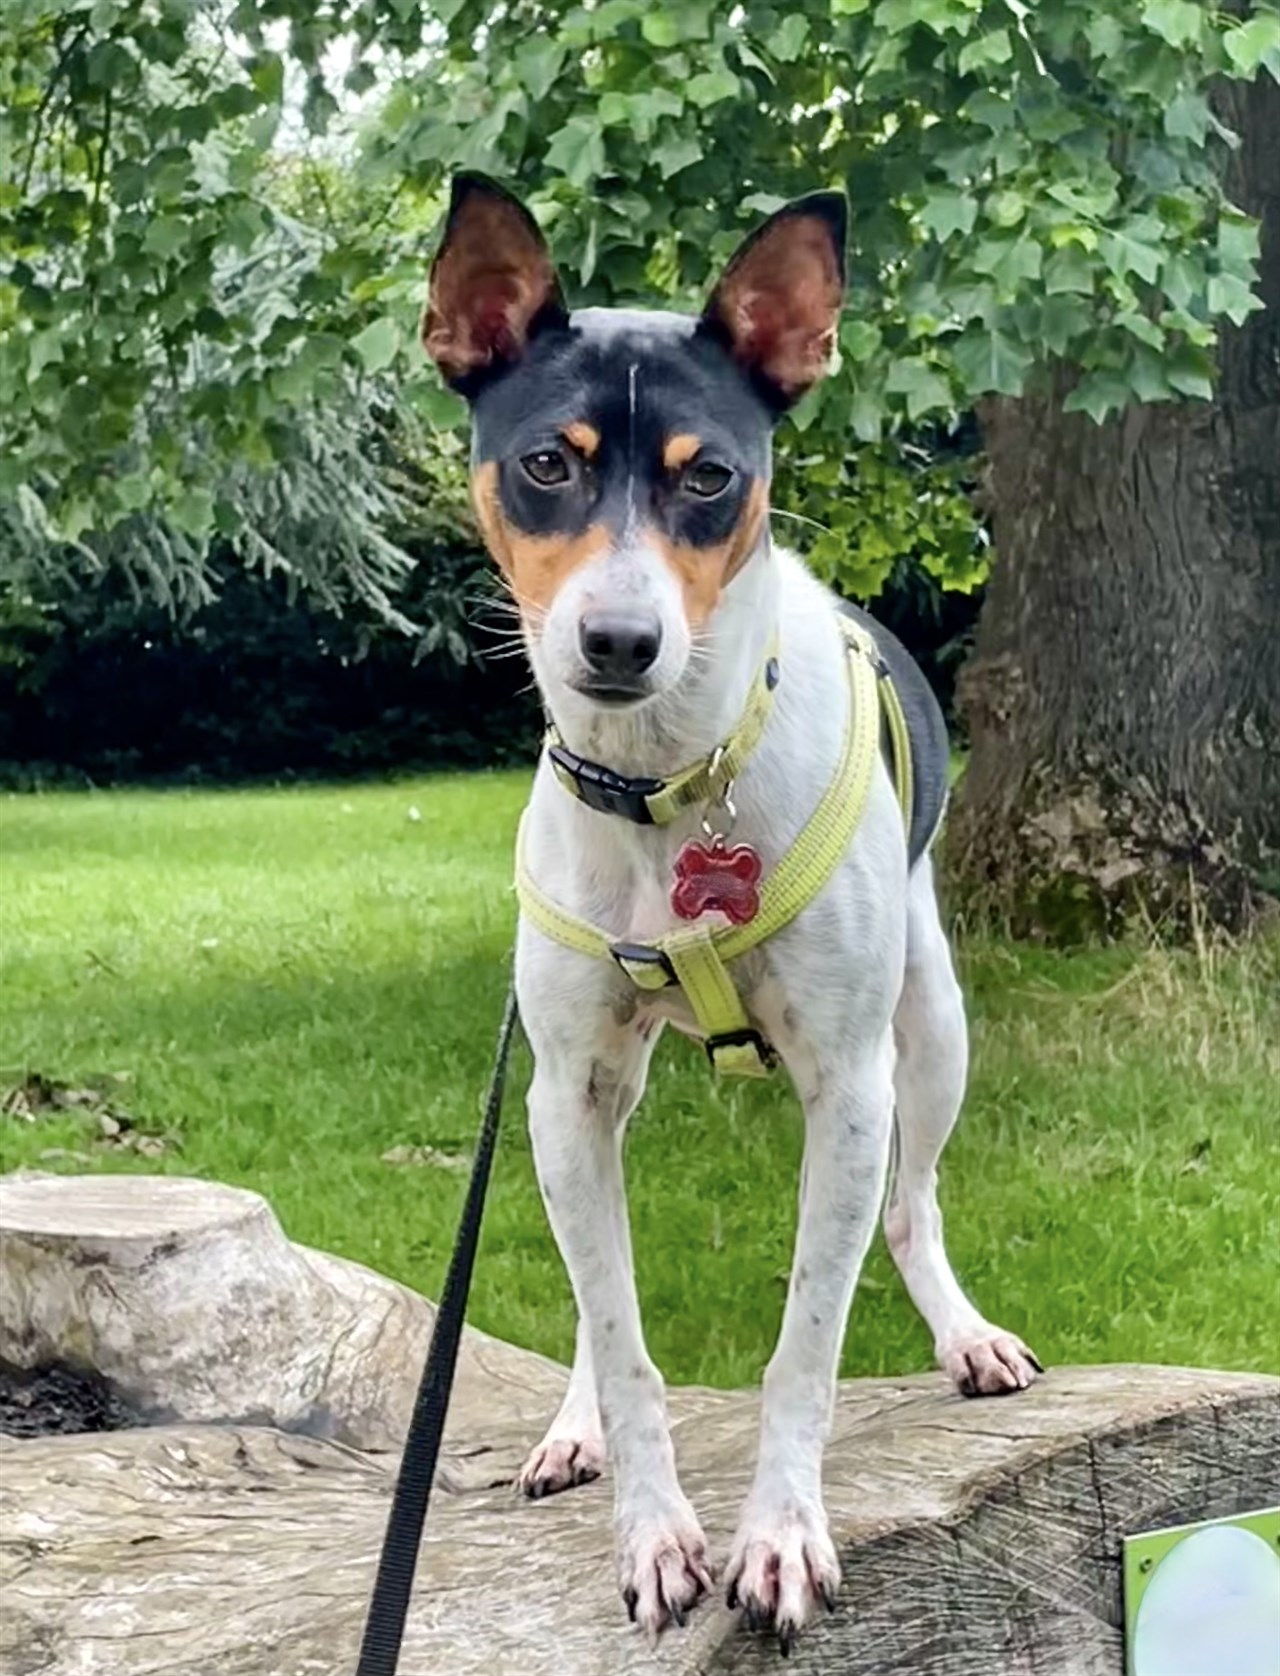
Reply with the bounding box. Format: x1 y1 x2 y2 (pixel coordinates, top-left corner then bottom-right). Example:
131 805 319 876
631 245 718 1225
0 1173 563 1450
2 1174 1277 1676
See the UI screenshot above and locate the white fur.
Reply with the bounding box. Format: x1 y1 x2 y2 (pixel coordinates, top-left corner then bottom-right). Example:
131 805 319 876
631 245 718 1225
515 536 1038 1643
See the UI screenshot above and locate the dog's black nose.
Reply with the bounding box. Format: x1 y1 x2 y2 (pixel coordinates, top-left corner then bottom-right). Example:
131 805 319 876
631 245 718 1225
578 610 662 683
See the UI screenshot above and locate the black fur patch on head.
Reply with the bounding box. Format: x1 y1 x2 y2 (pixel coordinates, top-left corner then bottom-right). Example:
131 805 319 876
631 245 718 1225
470 308 775 552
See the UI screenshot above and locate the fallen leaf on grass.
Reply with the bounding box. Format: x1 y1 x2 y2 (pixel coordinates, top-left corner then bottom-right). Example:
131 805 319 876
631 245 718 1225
2 1072 135 1125
380 1144 471 1171
2 1072 177 1156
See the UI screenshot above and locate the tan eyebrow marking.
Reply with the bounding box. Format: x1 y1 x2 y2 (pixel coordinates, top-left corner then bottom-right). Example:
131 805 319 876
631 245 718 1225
662 432 703 471
561 421 600 458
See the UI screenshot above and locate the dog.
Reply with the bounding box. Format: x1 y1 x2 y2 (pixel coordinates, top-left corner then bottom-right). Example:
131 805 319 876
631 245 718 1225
422 173 1040 1652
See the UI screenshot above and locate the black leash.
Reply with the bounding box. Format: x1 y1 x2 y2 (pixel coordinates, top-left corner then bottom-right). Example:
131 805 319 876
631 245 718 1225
355 983 521 1676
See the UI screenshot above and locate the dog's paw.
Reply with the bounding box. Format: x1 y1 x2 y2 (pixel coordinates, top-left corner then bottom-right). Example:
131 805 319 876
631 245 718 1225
942 1328 1043 1397
616 1494 713 1640
517 1430 605 1499
724 1496 840 1655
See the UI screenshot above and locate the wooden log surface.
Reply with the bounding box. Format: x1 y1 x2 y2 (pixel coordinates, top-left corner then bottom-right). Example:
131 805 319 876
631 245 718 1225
2 1175 1278 1675
0 1174 564 1450
4 1370 1276 1673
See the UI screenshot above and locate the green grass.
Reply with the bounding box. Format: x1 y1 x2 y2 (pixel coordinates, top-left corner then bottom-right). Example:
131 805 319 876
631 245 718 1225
3 776 1278 1386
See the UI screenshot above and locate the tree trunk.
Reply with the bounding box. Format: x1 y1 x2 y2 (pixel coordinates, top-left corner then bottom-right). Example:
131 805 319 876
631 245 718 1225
948 71 1280 938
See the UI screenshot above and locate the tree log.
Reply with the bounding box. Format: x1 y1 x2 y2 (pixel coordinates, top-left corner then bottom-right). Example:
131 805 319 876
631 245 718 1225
0 1173 563 1451
1 1175 1277 1675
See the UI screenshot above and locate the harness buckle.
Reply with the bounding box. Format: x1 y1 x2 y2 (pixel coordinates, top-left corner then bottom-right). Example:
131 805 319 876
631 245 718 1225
704 1028 778 1076
549 744 664 825
608 941 677 990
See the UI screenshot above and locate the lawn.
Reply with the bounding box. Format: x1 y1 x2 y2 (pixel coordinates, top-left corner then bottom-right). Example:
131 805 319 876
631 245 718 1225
2 776 1277 1387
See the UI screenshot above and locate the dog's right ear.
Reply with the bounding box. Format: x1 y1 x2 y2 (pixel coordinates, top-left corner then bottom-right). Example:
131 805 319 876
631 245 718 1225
422 174 568 394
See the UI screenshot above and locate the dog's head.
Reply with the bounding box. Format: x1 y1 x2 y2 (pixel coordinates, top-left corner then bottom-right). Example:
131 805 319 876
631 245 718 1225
422 174 846 714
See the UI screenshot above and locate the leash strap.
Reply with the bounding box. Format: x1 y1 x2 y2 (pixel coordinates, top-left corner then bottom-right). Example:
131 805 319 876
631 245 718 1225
354 984 520 1676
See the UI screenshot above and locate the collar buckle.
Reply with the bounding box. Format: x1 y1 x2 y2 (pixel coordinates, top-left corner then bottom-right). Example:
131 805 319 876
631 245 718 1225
549 744 664 825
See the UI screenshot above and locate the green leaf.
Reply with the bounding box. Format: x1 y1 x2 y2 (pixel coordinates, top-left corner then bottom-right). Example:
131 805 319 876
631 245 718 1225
1127 345 1173 404
920 189 977 242
950 326 1033 396
169 484 216 536
833 0 871 12
1039 294 1090 355
848 387 884 443
686 66 739 107
545 116 606 187
768 16 810 59
29 331 64 378
641 12 680 46
1115 311 1165 352
840 320 883 362
1164 343 1215 400
1085 16 1124 57
1063 369 1131 425
947 278 998 321
960 89 1014 129
1161 253 1204 310
1224 14 1280 74
1141 0 1202 49
958 28 1011 74
144 216 187 257
742 192 788 215
653 132 702 179
972 233 1042 291
885 356 952 420
1044 246 1095 296
986 189 1027 229
1099 223 1163 285
514 39 567 102
352 317 401 374
876 0 978 35
1207 272 1262 327
1218 212 1261 269
1164 91 1210 145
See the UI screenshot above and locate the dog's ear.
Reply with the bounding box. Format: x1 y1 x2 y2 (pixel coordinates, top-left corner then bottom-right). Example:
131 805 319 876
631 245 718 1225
700 193 847 410
422 173 568 393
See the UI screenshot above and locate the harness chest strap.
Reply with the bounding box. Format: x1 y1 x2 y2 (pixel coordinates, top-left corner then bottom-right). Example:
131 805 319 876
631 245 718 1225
516 619 901 1077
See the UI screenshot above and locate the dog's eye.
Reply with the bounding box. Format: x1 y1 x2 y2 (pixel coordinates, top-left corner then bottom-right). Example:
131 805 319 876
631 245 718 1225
520 448 571 487
682 460 733 498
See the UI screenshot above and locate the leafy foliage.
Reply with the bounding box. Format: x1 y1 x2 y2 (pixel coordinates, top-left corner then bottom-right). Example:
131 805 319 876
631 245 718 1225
2 0 1276 607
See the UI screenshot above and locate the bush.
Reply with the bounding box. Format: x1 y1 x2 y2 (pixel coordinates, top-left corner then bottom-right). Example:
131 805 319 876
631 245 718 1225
0 546 978 787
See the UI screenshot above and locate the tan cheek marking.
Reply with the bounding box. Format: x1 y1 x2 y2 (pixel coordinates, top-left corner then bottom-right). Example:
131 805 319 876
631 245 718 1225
650 479 769 629
470 460 607 616
662 432 703 472
562 421 600 458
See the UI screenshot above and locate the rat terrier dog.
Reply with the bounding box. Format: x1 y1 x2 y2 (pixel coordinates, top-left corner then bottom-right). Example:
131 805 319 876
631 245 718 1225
422 174 1040 1654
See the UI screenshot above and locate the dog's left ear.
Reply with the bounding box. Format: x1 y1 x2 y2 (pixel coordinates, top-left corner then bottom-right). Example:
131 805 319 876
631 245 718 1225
422 172 568 393
700 193 847 411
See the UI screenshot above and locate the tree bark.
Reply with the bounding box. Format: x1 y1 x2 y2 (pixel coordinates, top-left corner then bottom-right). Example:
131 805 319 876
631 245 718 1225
948 71 1280 938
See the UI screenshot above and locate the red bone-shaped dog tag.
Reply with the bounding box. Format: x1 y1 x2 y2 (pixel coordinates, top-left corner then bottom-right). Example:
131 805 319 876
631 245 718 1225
670 839 762 925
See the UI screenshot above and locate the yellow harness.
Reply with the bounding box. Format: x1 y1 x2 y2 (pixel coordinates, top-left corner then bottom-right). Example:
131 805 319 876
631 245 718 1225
516 617 915 1077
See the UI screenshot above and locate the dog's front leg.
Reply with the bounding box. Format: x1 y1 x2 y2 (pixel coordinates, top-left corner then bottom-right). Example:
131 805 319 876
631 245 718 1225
525 1023 712 1637
725 1028 896 1649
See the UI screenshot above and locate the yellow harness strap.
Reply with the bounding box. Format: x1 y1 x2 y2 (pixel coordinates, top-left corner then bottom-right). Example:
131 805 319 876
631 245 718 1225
547 636 781 826
516 618 911 1076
